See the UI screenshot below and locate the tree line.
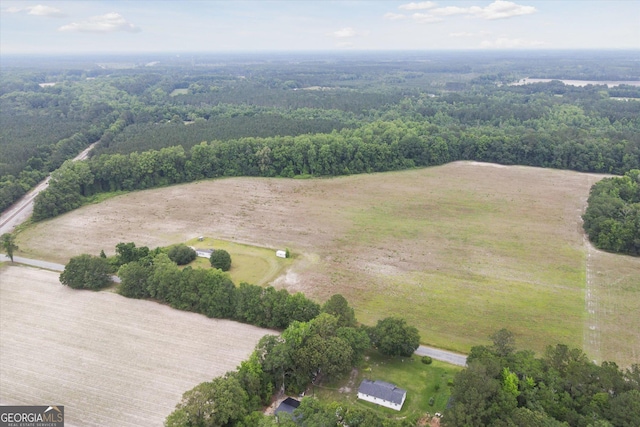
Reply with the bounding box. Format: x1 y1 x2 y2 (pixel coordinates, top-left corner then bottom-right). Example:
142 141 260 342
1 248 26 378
582 170 640 255
446 329 640 426
33 115 640 221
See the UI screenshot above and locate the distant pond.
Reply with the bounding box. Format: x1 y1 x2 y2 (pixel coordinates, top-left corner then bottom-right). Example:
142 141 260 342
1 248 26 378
510 78 640 88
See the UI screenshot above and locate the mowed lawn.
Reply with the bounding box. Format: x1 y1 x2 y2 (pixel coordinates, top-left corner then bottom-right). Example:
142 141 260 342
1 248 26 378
0 265 274 427
16 161 636 364
184 237 292 286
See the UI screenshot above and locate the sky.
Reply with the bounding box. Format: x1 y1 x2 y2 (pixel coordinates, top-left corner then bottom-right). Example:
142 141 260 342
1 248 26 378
1 1 639 54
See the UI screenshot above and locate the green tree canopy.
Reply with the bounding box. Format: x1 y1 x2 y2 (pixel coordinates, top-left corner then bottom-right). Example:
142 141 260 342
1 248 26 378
368 317 420 357
210 249 232 271
1 233 18 262
167 244 197 265
59 254 112 290
321 294 356 327
166 375 249 427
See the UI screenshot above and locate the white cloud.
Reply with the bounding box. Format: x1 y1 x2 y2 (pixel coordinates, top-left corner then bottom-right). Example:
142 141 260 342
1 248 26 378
58 13 140 33
384 12 406 20
27 5 66 17
480 37 544 48
399 2 437 11
331 27 357 38
431 6 470 17
472 1 536 20
399 1 536 24
2 5 65 17
412 13 443 24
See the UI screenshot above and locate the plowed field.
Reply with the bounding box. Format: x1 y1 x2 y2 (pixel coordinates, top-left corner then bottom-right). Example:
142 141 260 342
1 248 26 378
0 265 273 426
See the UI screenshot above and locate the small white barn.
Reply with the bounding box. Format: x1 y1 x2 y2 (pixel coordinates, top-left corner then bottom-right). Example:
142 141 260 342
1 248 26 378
357 379 407 411
276 250 287 258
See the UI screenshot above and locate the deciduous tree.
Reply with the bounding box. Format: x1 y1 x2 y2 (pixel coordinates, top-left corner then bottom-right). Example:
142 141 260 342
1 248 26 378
1 233 18 261
60 254 112 290
167 244 196 265
210 249 232 271
369 317 420 357
321 294 356 327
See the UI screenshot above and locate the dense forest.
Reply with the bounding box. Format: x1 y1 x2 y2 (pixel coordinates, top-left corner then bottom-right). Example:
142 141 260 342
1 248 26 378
447 330 640 427
3 53 639 254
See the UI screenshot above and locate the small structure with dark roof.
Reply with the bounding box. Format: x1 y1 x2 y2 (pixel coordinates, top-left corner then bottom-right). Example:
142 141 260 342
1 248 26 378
275 397 301 421
357 379 407 411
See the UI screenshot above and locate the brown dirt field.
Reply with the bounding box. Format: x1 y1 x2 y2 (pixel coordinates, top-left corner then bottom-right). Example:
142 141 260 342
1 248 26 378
0 265 274 427
14 161 638 364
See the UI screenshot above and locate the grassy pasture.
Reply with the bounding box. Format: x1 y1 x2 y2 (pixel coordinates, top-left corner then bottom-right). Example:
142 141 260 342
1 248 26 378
184 237 291 285
14 162 637 365
585 247 640 366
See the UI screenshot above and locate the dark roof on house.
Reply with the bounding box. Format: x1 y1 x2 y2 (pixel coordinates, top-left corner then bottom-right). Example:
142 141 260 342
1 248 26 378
275 397 300 415
358 379 406 405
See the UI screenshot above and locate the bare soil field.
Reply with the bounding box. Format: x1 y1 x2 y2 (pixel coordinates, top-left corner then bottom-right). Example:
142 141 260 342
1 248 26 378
14 161 638 364
0 265 273 427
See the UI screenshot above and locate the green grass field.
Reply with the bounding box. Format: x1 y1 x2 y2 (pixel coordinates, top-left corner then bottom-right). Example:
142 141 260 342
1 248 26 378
183 237 291 286
315 351 462 418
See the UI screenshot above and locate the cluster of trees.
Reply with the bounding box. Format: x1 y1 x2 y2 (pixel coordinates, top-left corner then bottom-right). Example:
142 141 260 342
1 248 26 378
166 313 418 427
117 251 318 326
57 241 422 425
583 170 640 255
165 302 419 427
33 112 640 221
446 329 640 426
59 254 112 290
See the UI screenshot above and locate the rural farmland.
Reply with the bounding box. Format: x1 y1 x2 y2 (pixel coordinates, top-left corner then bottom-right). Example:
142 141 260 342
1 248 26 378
0 265 274 426
14 161 638 366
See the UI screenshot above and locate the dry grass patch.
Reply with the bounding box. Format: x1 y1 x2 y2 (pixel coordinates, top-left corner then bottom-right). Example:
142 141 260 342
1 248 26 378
14 162 636 364
0 265 274 427
585 247 640 368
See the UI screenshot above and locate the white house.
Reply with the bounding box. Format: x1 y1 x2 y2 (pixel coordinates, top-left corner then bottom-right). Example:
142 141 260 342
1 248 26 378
357 379 407 411
276 250 287 258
